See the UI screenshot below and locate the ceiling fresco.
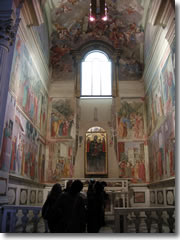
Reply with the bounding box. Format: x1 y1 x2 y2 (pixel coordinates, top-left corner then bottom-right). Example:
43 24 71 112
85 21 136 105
43 0 145 80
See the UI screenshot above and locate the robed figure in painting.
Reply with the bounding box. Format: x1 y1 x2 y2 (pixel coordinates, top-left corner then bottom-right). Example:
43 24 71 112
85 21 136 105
86 133 107 175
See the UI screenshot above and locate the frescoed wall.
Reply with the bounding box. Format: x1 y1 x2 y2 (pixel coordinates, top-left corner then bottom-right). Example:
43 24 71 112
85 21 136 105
0 93 16 172
145 46 175 182
160 54 175 116
148 112 175 182
50 98 75 139
117 141 146 183
145 72 164 136
9 34 48 137
145 53 175 137
117 100 144 140
115 99 146 182
46 141 75 182
33 22 49 65
0 93 46 182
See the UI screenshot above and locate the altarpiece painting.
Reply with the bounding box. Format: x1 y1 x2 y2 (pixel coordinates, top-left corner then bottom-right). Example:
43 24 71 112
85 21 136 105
85 127 107 176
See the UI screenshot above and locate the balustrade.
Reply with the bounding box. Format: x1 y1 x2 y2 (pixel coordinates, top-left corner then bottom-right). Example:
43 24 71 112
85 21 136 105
0 205 175 233
114 207 175 233
0 205 48 233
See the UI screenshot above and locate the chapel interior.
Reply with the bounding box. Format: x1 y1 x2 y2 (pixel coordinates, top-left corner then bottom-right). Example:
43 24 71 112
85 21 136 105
0 0 175 233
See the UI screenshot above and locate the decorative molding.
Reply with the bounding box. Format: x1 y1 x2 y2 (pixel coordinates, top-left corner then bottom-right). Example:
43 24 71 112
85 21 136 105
157 190 164 204
37 190 43 203
0 10 20 49
148 0 175 44
7 187 16 205
148 0 162 26
30 190 36 204
9 173 46 188
24 0 44 27
150 191 155 204
148 177 175 188
0 177 7 196
20 188 28 205
166 189 175 206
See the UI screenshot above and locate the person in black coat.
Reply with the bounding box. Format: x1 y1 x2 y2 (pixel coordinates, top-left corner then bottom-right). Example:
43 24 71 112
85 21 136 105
55 179 86 233
42 183 62 233
87 181 104 233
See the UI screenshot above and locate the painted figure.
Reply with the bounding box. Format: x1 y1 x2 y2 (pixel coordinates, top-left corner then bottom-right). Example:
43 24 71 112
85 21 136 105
0 122 12 171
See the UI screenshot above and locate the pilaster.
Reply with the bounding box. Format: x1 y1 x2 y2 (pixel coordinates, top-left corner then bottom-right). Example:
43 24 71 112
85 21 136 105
0 0 23 205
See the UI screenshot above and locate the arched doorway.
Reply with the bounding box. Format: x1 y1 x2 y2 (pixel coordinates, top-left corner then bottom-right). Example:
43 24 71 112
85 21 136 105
85 126 107 177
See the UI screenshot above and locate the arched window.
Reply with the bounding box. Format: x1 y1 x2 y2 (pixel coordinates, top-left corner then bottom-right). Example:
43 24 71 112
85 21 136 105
81 51 112 97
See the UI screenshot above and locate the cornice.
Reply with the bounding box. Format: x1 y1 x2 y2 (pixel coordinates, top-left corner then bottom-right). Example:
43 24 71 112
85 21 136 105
9 173 46 188
143 0 175 93
71 40 120 62
0 10 20 50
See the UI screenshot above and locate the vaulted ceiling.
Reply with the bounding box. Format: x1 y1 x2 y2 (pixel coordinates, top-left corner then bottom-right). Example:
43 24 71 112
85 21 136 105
42 0 150 81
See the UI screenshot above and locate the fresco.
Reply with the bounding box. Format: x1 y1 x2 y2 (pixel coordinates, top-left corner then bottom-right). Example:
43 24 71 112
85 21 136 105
117 141 146 183
9 108 39 181
32 23 49 65
46 141 75 182
45 0 144 79
148 112 175 182
9 34 48 136
0 92 46 182
50 98 75 138
160 54 175 116
148 125 165 182
119 58 143 80
163 113 175 178
145 53 175 137
0 93 16 172
37 142 46 183
117 100 144 140
145 72 164 136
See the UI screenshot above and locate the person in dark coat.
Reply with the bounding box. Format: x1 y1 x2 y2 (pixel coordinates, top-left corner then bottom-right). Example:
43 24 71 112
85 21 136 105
63 179 73 193
42 183 62 232
55 179 86 233
87 181 104 233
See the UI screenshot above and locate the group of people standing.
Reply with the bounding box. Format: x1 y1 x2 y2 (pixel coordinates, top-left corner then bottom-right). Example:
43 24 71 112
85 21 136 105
42 179 108 233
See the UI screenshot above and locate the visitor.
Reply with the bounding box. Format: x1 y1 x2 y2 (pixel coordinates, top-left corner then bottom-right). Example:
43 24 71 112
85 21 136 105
87 181 104 233
55 179 86 233
42 183 62 232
